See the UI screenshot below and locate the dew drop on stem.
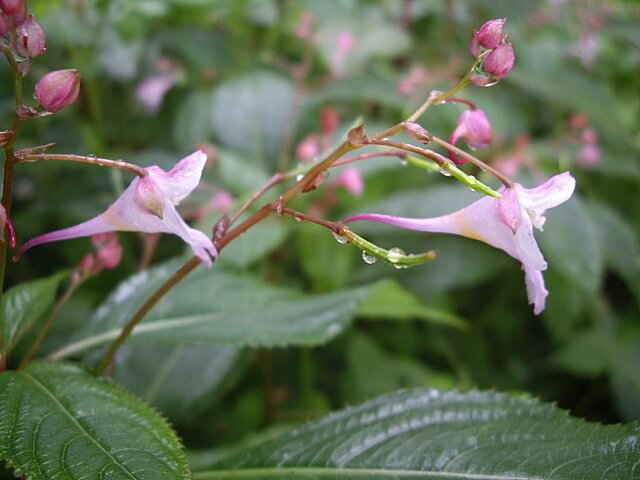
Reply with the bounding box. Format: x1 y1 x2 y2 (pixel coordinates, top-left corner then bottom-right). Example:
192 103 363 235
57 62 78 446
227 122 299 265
332 232 348 244
361 251 377 264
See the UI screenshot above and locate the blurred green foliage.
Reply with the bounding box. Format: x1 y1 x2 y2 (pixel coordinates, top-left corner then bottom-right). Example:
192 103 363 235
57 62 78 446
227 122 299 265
2 0 640 463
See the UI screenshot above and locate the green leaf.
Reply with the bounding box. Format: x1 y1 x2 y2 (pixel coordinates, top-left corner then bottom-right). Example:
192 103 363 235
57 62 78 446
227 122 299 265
0 361 189 479
115 343 243 422
538 195 603 293
211 71 295 167
1 271 67 357
198 389 640 479
173 89 215 148
357 279 467 329
219 218 289 269
52 259 374 359
342 334 454 404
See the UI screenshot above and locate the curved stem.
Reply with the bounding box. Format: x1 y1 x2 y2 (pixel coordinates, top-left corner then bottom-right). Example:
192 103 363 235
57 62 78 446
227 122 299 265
15 152 146 177
430 135 513 188
94 256 202 374
19 277 79 369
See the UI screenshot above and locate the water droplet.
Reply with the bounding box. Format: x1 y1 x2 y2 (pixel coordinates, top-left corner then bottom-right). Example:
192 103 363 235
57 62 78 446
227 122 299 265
399 159 408 166
361 251 377 264
332 232 348 244
87 153 97 160
294 215 302 222
439 167 452 177
480 78 500 88
296 173 304 182
387 247 406 264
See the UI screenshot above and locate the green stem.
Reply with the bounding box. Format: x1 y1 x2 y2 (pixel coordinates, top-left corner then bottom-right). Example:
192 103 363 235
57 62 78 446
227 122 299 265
19 277 80 369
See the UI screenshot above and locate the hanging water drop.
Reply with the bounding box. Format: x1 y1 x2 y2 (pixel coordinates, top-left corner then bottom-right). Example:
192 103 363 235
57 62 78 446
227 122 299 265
296 173 304 182
399 158 408 166
439 166 452 177
361 251 377 264
387 247 406 264
332 232 348 244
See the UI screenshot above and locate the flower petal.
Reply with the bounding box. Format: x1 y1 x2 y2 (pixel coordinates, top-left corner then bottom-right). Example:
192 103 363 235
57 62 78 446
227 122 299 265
524 265 548 315
149 150 208 205
516 172 576 212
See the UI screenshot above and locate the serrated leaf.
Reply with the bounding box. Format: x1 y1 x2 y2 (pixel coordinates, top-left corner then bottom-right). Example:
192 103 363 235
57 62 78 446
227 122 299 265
51 259 374 359
1 271 67 357
357 279 467 329
198 389 640 479
0 361 189 479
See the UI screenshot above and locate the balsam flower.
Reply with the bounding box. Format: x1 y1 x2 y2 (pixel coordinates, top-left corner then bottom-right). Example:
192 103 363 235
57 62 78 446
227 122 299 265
18 150 217 265
344 172 576 314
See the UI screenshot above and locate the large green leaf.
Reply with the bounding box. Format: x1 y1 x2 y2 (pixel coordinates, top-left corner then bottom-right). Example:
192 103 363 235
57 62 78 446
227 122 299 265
1 271 67 357
51 259 373 359
197 389 640 479
115 343 243 422
0 361 189 479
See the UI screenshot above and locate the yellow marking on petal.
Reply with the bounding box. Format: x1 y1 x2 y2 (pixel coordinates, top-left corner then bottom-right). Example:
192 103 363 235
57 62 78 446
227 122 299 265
103 210 135 231
452 211 486 243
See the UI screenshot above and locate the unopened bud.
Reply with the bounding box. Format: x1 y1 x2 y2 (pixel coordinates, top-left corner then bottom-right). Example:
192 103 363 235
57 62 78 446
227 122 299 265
469 31 481 58
15 16 46 58
0 0 27 25
335 167 364 197
405 122 432 143
34 69 81 113
296 135 320 163
347 124 366 146
448 108 492 164
93 233 122 270
476 18 506 50
134 175 165 219
321 107 340 135
484 43 515 79
302 170 329 193
0 13 8 37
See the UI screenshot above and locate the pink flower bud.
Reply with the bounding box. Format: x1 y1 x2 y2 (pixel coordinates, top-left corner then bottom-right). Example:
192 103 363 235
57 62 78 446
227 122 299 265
0 0 27 25
476 18 506 50
335 167 364 197
448 109 492 164
469 31 481 58
484 43 515 79
209 190 234 213
321 107 340 135
0 13 8 37
34 69 81 112
92 233 122 270
134 175 165 219
15 15 46 58
296 135 320 163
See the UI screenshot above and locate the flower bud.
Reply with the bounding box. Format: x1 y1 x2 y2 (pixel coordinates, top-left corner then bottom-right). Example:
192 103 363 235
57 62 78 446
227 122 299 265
449 108 492 164
15 15 46 58
296 135 320 163
405 122 432 143
0 0 27 25
92 233 122 270
335 167 364 197
476 18 506 50
34 69 81 112
320 107 340 135
0 13 8 37
484 43 515 79
134 175 165 219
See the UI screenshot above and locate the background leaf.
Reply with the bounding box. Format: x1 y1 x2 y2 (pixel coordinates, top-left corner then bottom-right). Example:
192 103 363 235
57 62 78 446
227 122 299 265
1 272 66 357
201 389 640 479
52 259 376 359
0 361 189 479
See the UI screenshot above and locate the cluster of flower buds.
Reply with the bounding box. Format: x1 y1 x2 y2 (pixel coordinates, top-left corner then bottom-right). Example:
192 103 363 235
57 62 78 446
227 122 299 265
1 1 81 114
1 1 46 66
448 107 492 164
469 18 515 85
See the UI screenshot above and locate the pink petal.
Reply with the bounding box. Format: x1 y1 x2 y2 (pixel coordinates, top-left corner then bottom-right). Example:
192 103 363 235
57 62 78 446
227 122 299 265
496 187 522 233
524 265 548 315
149 150 208 205
516 172 576 211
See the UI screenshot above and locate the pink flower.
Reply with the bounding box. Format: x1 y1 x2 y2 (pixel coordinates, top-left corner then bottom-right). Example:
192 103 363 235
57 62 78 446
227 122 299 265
449 108 492 164
344 172 576 314
135 71 179 114
15 15 46 58
333 167 364 197
17 151 217 266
